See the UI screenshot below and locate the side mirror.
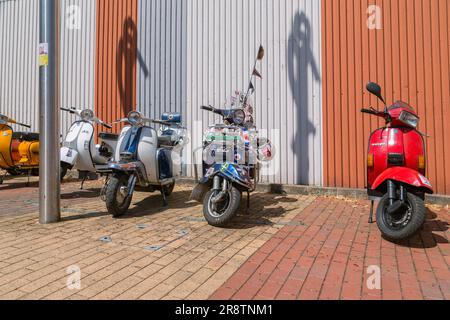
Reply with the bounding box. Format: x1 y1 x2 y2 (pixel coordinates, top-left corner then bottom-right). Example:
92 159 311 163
257 45 265 60
366 82 385 104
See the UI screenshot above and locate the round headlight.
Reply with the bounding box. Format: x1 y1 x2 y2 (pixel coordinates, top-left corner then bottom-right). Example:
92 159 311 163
127 111 142 124
80 109 94 121
233 109 245 125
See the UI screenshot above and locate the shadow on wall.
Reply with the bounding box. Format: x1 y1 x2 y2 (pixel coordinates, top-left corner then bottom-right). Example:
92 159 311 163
288 12 321 185
116 17 149 117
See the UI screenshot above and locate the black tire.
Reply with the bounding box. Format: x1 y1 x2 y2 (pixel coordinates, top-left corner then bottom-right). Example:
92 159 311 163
203 185 241 227
6 168 22 176
105 175 133 218
162 182 175 196
60 165 68 181
376 192 426 241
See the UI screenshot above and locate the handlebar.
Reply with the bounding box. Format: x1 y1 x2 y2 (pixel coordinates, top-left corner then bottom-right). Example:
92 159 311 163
200 105 224 116
110 117 185 129
13 121 31 129
361 107 392 123
201 105 215 112
98 120 112 129
60 107 76 114
360 108 379 115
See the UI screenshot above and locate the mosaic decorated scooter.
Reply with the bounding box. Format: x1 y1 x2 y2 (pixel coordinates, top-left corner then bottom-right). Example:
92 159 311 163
190 46 275 227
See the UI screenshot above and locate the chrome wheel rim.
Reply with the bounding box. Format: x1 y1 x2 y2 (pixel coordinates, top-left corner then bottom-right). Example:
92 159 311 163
383 200 413 230
208 190 231 218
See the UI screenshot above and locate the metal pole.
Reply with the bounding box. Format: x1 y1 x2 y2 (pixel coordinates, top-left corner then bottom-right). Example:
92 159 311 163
39 0 60 223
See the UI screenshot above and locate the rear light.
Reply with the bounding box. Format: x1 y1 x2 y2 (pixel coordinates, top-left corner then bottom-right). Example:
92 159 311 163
367 154 374 167
388 153 404 166
418 155 426 170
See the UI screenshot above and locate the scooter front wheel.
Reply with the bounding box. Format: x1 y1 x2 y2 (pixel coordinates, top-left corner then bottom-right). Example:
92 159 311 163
105 175 133 218
60 165 69 181
203 186 241 227
376 192 426 241
6 168 22 176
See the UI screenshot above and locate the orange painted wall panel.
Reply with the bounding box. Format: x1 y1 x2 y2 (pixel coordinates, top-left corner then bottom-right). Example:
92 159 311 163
95 0 138 134
322 0 450 195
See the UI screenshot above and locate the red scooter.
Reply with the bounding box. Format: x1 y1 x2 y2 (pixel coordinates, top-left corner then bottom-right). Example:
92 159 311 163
362 82 433 241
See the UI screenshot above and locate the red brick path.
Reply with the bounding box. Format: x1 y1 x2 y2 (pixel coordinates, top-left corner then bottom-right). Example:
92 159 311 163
210 197 450 300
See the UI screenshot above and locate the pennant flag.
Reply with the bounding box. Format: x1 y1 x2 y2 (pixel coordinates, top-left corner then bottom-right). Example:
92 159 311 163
252 68 262 79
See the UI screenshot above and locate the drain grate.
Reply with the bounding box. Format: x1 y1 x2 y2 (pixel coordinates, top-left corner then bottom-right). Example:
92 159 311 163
98 236 112 243
143 245 163 251
143 229 190 252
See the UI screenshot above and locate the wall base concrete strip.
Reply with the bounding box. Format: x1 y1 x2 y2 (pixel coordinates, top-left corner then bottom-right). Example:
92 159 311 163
177 178 450 206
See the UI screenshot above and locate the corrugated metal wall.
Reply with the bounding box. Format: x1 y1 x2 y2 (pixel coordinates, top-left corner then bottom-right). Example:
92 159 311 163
0 0 39 132
60 0 97 135
0 0 97 136
186 0 323 185
95 0 138 134
136 0 187 173
321 0 450 195
137 0 186 119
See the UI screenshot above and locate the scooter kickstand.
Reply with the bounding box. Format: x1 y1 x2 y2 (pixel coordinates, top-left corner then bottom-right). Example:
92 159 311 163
368 200 374 224
80 174 87 190
161 189 168 207
27 170 31 187
246 191 250 215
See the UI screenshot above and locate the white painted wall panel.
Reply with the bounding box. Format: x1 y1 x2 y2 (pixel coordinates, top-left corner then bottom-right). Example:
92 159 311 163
0 0 96 136
186 0 323 185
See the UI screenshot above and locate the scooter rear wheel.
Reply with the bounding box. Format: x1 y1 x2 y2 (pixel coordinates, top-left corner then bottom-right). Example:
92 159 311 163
60 165 68 181
203 186 241 227
376 192 426 241
105 175 133 218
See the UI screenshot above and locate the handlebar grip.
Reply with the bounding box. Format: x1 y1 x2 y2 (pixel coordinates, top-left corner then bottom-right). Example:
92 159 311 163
60 107 75 114
200 105 214 112
361 108 376 115
18 123 31 129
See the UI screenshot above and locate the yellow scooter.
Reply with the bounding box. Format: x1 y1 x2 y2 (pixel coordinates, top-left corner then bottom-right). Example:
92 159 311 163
0 114 40 184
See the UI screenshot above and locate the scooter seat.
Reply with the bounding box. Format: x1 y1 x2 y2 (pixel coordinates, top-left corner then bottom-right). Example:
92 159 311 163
12 132 39 142
98 132 119 141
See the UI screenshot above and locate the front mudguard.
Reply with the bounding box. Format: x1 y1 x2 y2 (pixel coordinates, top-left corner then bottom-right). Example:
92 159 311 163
108 161 147 185
190 180 212 203
189 168 224 203
371 167 434 195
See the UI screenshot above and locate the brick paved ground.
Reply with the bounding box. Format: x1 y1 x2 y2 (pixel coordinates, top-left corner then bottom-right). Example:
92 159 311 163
211 197 450 300
0 174 314 300
0 173 449 300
